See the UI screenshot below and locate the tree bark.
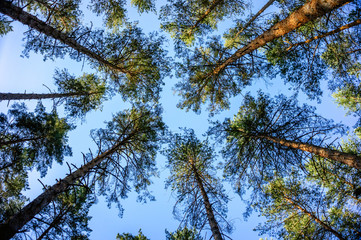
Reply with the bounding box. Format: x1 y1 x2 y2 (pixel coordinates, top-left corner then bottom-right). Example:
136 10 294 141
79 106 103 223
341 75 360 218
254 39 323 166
0 133 133 240
0 1 129 75
260 135 361 169
284 196 346 240
191 165 223 240
0 92 88 101
212 0 352 75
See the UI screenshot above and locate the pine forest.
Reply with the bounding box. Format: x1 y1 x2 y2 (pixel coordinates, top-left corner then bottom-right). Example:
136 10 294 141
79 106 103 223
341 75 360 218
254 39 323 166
0 0 360 239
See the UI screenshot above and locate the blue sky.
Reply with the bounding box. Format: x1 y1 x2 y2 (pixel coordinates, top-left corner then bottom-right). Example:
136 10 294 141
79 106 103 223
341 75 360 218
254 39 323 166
0 0 356 239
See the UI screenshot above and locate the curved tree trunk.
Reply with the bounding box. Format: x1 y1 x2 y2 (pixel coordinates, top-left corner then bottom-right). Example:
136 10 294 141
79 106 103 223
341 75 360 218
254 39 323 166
0 134 132 240
0 1 129 74
284 196 346 240
0 92 85 101
260 135 361 169
192 165 223 240
212 0 352 75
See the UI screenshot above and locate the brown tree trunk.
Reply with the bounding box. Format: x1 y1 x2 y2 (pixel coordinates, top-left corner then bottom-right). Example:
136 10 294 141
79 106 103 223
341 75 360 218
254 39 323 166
284 196 346 240
191 165 223 240
0 1 129 75
260 135 361 169
212 0 352 75
0 134 132 240
286 18 361 51
0 92 87 101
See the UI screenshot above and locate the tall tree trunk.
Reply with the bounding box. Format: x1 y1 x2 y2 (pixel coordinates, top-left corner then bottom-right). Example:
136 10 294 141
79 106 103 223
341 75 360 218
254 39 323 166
212 0 352 75
0 134 132 240
260 135 361 169
0 92 89 101
191 165 223 240
0 1 129 75
284 196 346 240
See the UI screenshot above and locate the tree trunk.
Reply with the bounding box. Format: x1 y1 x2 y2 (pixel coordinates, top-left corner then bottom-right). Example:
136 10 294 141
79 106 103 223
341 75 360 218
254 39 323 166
191 165 223 240
0 92 87 101
0 1 129 75
0 134 132 240
260 135 361 169
284 196 346 240
212 0 352 75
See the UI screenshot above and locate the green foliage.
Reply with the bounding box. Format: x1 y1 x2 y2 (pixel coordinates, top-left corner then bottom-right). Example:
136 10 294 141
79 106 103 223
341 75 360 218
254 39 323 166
0 102 73 177
131 0 156 14
165 227 202 240
116 229 149 240
23 23 170 103
0 16 12 36
89 0 127 32
164 129 231 233
253 170 361 239
160 0 245 45
53 69 108 119
210 92 344 193
89 104 165 213
24 0 82 32
25 186 94 240
175 36 270 113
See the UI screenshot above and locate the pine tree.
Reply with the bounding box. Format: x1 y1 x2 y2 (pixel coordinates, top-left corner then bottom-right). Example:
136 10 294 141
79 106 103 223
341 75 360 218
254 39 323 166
0 105 165 240
173 0 354 112
164 129 231 240
0 70 108 119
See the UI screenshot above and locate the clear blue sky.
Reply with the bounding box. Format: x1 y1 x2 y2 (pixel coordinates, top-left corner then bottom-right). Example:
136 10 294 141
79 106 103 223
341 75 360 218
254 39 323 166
0 0 355 239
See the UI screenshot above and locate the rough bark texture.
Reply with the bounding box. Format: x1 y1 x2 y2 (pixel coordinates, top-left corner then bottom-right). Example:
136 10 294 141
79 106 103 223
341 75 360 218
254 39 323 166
0 92 85 101
0 134 131 240
213 0 352 75
0 1 127 74
284 196 346 240
191 164 223 240
262 135 361 169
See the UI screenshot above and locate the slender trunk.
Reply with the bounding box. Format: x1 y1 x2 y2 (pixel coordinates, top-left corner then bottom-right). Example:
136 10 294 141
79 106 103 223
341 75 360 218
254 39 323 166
187 0 224 35
191 165 223 240
0 1 130 75
36 208 68 240
212 0 352 75
284 196 346 240
286 18 361 51
259 135 361 169
228 0 276 47
0 134 132 240
0 92 90 101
